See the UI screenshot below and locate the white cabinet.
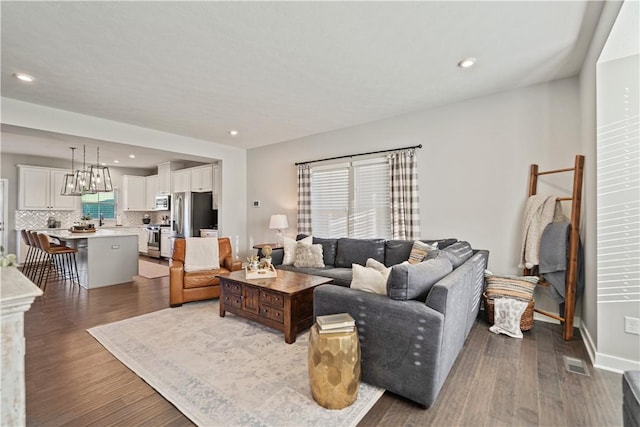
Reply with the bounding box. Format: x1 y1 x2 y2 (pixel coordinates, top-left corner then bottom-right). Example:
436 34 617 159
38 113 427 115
172 170 191 193
160 228 173 258
138 227 149 254
191 165 213 192
18 166 78 210
145 175 159 210
157 163 171 194
122 175 146 211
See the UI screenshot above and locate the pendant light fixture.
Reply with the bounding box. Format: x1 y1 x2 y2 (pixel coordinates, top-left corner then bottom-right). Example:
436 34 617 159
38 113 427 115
89 146 113 192
67 145 96 195
61 147 80 196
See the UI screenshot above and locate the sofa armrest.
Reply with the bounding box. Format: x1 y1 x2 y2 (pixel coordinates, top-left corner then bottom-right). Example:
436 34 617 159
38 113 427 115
313 284 445 407
223 256 243 272
169 260 185 307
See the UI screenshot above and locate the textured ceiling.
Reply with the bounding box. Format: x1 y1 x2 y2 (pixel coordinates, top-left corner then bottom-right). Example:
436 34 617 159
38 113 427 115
1 1 603 160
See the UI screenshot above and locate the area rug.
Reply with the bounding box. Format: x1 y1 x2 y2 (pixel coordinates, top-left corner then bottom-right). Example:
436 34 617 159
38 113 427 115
87 301 384 427
137 260 169 279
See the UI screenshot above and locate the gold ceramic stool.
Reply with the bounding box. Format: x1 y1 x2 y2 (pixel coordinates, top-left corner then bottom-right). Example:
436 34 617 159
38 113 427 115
308 323 361 409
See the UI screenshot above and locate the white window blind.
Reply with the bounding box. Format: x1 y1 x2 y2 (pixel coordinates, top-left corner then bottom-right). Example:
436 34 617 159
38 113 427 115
311 165 349 238
353 160 391 239
310 158 390 239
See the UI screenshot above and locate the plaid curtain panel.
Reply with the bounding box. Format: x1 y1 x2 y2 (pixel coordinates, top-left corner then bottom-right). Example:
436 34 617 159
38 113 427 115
297 164 312 235
388 148 420 240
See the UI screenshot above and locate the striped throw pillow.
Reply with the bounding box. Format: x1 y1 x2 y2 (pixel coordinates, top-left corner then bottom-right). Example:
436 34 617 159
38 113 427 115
485 274 538 302
408 241 438 264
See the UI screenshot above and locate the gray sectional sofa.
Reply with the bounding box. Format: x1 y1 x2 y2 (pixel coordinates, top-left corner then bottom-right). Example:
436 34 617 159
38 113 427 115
272 235 489 408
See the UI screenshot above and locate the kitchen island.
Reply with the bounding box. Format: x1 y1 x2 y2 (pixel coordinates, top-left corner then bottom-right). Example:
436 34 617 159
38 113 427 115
45 229 139 289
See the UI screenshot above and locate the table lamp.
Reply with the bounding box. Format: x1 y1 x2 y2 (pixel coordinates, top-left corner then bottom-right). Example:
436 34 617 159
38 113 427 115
269 214 289 247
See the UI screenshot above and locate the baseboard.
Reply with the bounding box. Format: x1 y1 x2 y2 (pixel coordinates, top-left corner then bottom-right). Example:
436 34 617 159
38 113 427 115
580 323 640 373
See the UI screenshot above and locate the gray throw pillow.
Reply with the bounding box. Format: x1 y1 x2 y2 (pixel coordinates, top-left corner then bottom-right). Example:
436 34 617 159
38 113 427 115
387 254 453 301
440 241 473 269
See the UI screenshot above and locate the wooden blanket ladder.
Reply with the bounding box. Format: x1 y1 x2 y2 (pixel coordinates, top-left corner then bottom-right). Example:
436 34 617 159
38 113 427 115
523 154 585 340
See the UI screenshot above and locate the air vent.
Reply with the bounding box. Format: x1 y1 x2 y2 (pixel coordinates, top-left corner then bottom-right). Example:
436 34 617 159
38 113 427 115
563 356 590 376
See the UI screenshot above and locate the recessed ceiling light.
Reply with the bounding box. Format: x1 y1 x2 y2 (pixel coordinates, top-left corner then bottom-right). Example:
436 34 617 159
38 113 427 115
114 160 120 163
229 130 239 136
14 73 35 82
457 58 476 68
101 162 106 166
129 154 136 158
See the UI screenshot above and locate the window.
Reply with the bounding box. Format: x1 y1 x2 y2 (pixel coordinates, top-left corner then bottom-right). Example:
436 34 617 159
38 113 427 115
311 158 390 239
81 190 117 219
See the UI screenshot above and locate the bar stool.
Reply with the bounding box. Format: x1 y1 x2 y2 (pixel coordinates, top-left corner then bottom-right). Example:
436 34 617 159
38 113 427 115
36 233 80 290
20 230 37 280
26 231 48 284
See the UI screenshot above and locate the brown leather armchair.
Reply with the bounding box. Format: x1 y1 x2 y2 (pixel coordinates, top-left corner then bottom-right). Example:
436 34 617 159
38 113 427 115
169 237 242 307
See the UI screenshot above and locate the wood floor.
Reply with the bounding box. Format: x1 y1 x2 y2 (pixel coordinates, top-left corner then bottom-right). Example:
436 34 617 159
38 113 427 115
23 267 623 427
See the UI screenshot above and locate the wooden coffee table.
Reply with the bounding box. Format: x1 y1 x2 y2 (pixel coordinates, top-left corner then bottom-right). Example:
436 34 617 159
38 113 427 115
217 269 333 344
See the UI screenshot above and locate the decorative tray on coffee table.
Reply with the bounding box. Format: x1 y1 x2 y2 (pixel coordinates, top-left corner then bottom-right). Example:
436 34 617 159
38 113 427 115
245 264 277 279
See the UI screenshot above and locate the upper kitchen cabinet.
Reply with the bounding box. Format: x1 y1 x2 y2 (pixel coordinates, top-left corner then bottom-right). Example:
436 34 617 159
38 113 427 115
157 162 171 194
18 165 78 210
122 175 146 211
172 169 191 193
191 165 213 192
145 175 159 210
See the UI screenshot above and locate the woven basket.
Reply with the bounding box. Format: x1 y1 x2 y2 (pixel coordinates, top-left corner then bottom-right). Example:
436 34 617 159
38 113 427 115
483 292 534 331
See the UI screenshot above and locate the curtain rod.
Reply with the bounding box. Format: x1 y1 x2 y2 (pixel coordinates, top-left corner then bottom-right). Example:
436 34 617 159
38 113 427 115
295 144 422 166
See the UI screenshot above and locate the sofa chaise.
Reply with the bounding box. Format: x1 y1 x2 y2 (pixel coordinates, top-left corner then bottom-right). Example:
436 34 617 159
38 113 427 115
272 235 489 408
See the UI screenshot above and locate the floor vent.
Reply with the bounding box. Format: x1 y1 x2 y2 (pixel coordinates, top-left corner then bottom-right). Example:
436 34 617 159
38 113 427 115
563 356 590 376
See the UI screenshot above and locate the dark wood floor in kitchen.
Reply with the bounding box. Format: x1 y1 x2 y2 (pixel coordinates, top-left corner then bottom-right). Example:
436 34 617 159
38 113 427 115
24 269 623 427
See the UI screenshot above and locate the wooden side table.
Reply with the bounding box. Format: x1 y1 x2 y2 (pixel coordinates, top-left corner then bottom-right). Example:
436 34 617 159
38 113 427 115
307 324 361 409
253 243 282 258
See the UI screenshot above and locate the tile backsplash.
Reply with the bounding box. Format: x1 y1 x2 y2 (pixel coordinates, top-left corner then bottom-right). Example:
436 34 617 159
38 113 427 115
14 210 171 230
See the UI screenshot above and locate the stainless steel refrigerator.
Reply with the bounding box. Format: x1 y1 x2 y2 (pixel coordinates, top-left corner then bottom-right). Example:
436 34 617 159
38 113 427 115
173 192 218 238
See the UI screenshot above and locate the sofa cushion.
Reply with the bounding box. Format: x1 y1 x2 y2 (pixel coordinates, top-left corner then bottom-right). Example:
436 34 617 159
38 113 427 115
440 241 473 268
283 235 312 265
384 238 458 266
387 254 453 301
335 238 385 268
183 267 229 289
294 243 325 268
312 237 338 266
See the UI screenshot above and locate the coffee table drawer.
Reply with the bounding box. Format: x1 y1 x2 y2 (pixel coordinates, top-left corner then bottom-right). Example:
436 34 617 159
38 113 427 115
260 290 284 308
260 304 284 324
223 294 242 308
222 282 242 294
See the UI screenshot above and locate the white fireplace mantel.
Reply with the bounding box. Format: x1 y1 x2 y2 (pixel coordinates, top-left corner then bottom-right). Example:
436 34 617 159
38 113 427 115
1 267 42 426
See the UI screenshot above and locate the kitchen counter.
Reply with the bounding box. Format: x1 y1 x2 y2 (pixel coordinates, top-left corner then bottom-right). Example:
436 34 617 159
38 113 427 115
46 229 140 240
42 230 139 289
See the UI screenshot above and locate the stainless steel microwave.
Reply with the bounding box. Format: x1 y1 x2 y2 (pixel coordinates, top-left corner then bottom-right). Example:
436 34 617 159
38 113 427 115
155 194 170 210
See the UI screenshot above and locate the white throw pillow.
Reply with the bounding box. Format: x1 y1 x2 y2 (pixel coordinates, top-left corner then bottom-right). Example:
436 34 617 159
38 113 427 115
282 236 312 265
350 259 390 295
365 258 392 282
294 243 325 268
489 297 528 339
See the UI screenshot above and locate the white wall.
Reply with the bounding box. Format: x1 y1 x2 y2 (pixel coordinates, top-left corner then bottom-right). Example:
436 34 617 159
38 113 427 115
1 98 248 256
579 0 640 373
247 77 582 316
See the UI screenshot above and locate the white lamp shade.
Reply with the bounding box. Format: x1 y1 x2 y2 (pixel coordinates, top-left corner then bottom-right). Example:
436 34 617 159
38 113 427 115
269 214 289 230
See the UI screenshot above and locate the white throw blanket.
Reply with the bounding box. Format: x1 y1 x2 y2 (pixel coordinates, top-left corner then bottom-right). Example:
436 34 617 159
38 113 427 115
519 195 565 269
489 297 529 339
184 237 220 272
